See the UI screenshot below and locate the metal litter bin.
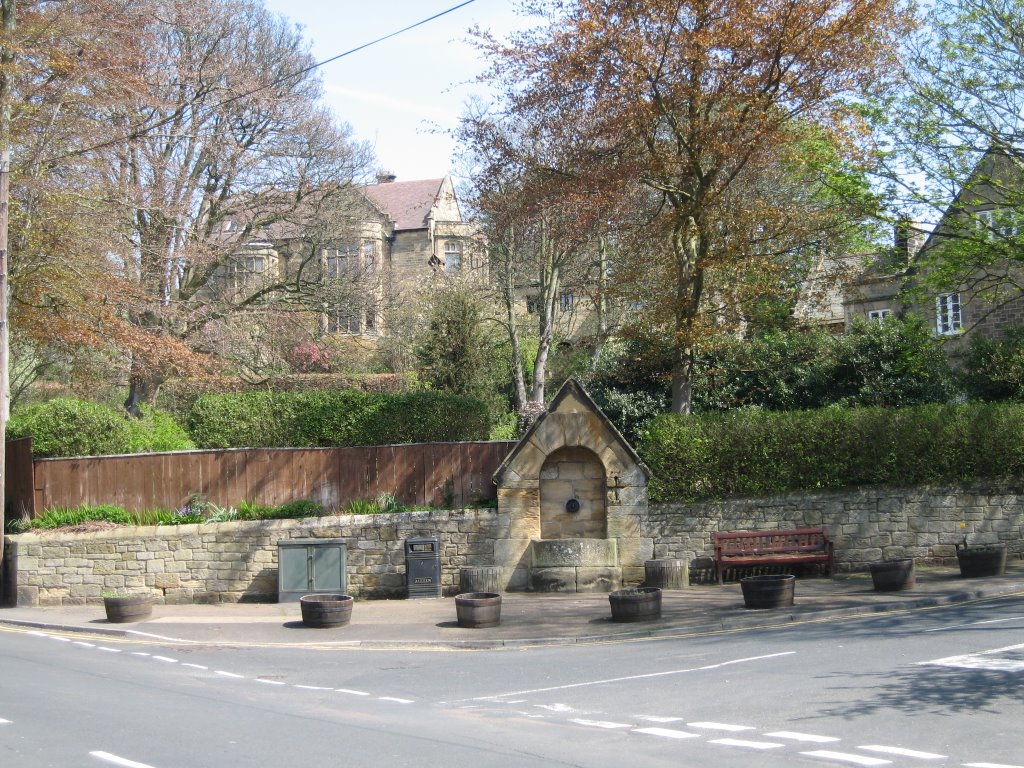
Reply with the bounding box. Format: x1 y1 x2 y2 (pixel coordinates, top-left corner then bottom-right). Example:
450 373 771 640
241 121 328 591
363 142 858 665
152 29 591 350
405 536 441 598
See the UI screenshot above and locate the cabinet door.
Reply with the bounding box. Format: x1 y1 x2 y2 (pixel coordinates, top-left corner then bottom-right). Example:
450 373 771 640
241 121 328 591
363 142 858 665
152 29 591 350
312 545 344 592
280 546 311 593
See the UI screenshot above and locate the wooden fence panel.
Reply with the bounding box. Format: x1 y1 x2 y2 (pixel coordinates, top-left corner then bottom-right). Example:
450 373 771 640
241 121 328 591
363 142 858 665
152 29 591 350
21 441 517 516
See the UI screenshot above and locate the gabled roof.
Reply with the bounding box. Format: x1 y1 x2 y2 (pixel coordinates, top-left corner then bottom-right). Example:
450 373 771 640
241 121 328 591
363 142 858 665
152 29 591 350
493 378 649 486
362 178 446 232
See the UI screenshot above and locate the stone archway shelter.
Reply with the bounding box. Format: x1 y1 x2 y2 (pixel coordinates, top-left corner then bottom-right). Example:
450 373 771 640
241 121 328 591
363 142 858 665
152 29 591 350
492 379 651 592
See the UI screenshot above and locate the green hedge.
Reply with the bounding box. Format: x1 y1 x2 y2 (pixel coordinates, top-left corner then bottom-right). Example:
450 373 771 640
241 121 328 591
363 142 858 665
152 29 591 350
6 398 195 458
638 403 1024 502
186 390 492 448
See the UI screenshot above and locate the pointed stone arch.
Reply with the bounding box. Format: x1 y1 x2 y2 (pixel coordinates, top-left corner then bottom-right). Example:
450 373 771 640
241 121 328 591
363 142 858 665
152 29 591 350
492 379 651 591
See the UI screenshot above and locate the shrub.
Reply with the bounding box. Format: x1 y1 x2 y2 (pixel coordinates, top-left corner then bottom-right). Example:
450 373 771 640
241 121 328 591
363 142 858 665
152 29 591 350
639 402 1024 502
186 389 491 449
5 398 194 458
271 499 323 519
960 325 1024 402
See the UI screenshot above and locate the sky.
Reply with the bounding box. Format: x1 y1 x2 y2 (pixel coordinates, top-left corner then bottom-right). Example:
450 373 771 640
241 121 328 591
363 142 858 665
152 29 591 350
260 0 531 183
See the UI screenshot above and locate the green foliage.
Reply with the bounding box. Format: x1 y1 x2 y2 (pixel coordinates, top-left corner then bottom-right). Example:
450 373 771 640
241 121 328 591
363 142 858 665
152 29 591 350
271 499 324 519
488 410 519 440
960 326 1024 402
804 316 958 408
186 389 492 449
640 402 1024 502
5 398 194 458
25 504 133 529
343 498 382 515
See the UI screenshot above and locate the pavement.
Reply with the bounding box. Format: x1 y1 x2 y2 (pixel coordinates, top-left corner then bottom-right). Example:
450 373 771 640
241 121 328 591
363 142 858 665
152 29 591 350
2 564 1023 650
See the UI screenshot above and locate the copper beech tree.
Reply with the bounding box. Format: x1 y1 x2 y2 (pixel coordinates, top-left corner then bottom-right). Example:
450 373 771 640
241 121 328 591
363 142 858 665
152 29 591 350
472 0 914 413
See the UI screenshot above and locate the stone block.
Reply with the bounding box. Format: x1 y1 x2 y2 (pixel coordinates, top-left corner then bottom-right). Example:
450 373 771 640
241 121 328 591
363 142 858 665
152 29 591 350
614 537 654 568
531 538 617 567
153 573 180 589
576 566 621 592
530 567 576 592
17 585 40 606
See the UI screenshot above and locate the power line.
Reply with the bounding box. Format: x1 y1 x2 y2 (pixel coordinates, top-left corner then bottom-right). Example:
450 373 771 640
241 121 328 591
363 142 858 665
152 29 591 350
46 0 480 165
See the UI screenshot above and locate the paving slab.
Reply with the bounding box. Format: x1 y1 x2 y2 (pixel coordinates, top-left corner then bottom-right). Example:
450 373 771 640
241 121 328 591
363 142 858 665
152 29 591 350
2 565 1023 650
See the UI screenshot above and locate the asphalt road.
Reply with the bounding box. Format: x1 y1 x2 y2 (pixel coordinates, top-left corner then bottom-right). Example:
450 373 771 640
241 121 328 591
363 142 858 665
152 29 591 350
2 595 1022 767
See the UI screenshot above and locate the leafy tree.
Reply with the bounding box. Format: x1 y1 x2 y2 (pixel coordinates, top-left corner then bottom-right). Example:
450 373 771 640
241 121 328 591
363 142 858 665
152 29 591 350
472 0 912 414
415 283 506 411
880 0 1024 309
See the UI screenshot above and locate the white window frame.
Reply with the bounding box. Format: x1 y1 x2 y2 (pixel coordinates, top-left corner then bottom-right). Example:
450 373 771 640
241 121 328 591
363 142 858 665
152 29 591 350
868 308 892 322
936 292 963 336
444 240 462 273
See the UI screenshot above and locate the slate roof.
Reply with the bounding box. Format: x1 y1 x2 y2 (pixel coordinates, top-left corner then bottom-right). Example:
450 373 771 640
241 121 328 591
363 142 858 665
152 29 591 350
362 178 445 232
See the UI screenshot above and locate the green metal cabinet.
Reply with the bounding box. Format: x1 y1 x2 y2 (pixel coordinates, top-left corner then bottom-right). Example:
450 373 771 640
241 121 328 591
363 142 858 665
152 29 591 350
277 538 347 602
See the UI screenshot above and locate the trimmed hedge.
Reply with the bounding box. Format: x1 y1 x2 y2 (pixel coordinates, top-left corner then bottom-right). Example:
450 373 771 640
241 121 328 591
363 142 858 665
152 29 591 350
186 389 492 448
638 403 1024 502
6 398 195 458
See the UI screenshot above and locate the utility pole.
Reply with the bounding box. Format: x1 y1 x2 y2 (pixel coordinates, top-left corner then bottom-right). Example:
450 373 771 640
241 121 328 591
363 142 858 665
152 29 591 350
0 0 16 582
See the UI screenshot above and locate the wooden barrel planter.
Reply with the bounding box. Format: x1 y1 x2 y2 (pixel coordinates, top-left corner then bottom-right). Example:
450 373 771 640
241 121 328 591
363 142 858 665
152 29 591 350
455 592 502 628
459 567 504 594
869 559 916 592
103 593 153 623
740 574 795 609
299 594 353 628
608 587 662 622
957 544 1007 578
644 559 689 589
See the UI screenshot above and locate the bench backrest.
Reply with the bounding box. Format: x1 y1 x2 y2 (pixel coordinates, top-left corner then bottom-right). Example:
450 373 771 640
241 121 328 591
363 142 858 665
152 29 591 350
713 528 831 555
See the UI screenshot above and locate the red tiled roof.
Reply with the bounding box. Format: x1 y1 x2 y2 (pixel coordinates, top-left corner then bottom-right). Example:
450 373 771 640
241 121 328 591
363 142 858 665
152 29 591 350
362 178 445 231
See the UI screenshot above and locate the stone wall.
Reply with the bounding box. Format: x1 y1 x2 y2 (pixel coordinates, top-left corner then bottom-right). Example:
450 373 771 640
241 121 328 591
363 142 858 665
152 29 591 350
9 509 509 607
8 481 1023 606
646 481 1024 571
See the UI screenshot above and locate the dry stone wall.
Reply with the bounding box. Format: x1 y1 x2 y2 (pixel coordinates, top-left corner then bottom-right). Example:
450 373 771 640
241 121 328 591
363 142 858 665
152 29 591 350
10 509 509 607
646 482 1024 571
8 481 1023 606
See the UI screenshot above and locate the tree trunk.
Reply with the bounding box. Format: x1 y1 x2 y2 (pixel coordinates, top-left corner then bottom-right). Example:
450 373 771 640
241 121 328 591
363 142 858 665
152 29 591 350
669 215 704 415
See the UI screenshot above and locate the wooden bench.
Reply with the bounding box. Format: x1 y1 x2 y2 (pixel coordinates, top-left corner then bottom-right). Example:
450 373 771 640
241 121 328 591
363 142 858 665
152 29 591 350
712 528 834 584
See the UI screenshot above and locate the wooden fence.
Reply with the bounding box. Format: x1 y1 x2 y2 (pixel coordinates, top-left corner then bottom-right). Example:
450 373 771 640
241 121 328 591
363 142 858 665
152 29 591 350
5 440 517 516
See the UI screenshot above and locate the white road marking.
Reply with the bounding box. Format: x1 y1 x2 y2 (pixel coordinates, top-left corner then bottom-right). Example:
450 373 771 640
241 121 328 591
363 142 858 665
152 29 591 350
151 656 177 663
765 731 840 743
52 636 72 642
73 641 96 648
181 663 207 670
570 719 633 729
379 697 414 704
689 721 755 731
90 751 159 768
28 631 48 637
801 750 892 766
964 763 1024 768
535 703 574 712
0 718 11 724
131 652 150 657
215 671 244 678
294 685 332 690
461 652 797 701
256 679 286 686
633 727 700 740
924 616 1024 632
919 642 1024 673
858 745 946 759
710 738 785 750
637 715 684 723
336 688 370 696
97 647 121 653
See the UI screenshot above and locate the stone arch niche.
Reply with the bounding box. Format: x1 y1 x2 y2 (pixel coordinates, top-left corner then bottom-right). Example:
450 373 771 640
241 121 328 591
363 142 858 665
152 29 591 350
540 446 607 539
492 379 651 593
